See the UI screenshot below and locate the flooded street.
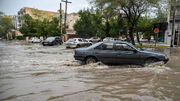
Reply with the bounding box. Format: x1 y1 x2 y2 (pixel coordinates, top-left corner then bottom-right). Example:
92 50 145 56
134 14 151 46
0 41 180 101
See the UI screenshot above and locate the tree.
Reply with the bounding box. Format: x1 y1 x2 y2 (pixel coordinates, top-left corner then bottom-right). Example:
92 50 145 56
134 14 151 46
74 8 105 37
19 14 61 37
47 17 61 37
91 0 159 45
0 12 13 38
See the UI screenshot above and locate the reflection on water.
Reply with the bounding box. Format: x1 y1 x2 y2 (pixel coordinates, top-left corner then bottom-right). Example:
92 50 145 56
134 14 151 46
0 41 180 101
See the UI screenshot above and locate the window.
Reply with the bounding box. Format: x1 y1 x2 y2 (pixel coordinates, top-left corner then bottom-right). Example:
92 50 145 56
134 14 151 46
78 39 83 42
115 43 134 51
95 43 114 50
82 39 88 42
67 39 75 42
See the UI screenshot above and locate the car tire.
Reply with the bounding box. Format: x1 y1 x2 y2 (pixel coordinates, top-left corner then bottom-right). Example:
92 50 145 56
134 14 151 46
76 44 80 48
144 58 157 65
86 57 97 64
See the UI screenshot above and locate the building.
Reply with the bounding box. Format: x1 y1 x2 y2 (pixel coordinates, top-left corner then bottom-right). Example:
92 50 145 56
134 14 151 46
12 15 20 29
165 0 180 46
13 7 60 30
18 7 57 20
54 12 80 40
12 7 79 41
66 13 80 34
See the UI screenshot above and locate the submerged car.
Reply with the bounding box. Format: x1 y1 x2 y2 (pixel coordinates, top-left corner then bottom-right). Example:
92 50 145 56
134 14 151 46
28 37 41 43
65 38 92 48
42 37 63 46
74 41 169 65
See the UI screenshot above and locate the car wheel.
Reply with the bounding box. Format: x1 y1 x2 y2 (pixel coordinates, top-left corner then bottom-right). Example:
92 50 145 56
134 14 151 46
76 44 80 48
145 58 157 65
86 57 97 64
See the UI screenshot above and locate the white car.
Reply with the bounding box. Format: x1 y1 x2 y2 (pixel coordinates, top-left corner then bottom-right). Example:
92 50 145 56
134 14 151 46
87 37 101 42
65 38 92 48
103 37 115 42
28 37 41 43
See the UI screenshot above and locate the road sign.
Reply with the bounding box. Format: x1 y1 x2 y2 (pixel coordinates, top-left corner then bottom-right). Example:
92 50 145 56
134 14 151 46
154 28 159 33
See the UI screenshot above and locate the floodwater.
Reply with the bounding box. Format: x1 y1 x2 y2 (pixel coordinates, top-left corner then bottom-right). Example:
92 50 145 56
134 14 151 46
0 41 180 101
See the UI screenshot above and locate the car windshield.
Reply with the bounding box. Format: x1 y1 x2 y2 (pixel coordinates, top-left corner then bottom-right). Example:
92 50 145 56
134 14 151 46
67 39 76 42
45 37 55 41
30 37 38 40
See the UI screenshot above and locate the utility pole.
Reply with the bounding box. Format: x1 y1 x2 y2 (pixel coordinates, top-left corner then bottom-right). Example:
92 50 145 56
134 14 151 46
60 3 63 35
170 0 176 47
61 0 72 35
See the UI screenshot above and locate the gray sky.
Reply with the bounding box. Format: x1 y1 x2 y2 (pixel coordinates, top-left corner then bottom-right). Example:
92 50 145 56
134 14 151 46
0 0 92 15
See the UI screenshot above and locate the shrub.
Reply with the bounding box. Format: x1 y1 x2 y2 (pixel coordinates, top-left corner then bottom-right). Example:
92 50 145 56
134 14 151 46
16 36 24 40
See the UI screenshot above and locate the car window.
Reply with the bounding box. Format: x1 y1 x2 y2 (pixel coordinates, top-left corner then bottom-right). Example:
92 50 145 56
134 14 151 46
78 39 83 42
115 43 134 51
46 37 55 41
95 43 114 50
55 37 59 39
82 39 88 42
67 39 75 42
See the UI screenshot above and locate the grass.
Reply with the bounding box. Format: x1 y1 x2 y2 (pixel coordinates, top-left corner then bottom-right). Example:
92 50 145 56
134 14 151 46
135 44 170 48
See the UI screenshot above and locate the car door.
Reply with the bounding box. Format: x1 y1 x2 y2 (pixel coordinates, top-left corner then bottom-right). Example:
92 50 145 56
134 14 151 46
94 42 117 64
82 39 89 46
77 38 84 47
114 43 140 64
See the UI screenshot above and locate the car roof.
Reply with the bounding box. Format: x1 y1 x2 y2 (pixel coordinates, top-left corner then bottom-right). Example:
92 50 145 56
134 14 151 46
103 40 130 44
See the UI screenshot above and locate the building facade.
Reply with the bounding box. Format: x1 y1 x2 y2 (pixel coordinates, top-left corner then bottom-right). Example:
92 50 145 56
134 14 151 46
13 7 58 30
165 0 180 46
66 13 80 34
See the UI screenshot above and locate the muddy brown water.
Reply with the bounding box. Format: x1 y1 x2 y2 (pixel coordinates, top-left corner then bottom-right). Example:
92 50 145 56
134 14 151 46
0 41 180 101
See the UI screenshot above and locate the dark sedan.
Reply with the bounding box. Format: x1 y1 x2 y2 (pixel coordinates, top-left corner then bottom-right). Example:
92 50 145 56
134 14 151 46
42 37 63 46
74 41 169 65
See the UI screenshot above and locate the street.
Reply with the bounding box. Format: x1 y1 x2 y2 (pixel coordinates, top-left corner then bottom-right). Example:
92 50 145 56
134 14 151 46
0 41 180 101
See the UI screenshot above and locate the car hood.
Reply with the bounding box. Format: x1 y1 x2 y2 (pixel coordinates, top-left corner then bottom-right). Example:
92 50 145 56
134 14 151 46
140 50 165 56
76 47 89 52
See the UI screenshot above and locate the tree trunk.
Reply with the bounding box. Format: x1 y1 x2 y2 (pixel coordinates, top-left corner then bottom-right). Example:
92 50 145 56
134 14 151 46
136 31 140 44
105 21 110 37
129 28 135 45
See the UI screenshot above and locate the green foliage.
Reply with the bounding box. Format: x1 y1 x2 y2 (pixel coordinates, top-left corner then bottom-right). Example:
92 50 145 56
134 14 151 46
91 0 161 44
16 36 24 40
0 12 13 37
19 14 61 37
74 8 105 37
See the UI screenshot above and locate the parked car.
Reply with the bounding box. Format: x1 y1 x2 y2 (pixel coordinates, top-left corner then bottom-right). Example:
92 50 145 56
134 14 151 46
65 38 92 48
103 37 115 42
87 37 101 42
42 37 63 46
28 37 41 43
74 41 169 65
